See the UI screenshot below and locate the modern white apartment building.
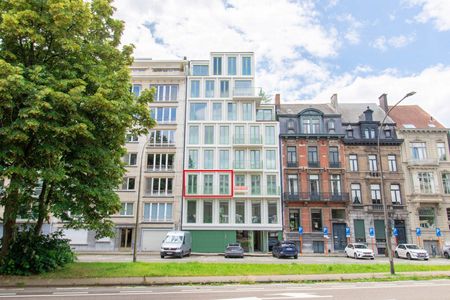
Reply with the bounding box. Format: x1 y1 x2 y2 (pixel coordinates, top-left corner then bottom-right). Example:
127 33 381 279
182 52 282 253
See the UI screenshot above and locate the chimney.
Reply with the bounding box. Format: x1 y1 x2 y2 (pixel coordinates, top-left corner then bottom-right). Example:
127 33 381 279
379 93 388 113
274 93 281 115
330 93 338 110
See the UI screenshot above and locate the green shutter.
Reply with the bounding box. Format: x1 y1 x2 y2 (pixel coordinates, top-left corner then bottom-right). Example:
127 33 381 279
354 219 366 242
374 220 386 240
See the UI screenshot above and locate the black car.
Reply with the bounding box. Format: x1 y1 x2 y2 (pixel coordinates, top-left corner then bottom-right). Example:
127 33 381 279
272 241 298 259
224 243 244 258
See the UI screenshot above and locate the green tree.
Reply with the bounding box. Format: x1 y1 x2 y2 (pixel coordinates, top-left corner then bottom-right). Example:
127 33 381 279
0 0 154 260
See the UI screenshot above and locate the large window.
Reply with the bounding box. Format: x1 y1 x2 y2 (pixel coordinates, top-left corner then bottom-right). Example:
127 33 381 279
219 150 230 169
219 126 229 144
121 177 135 190
268 202 278 224
220 80 229 98
123 153 137 166
126 133 138 142
309 174 320 198
187 201 196 223
390 184 401 204
251 175 261 195
442 173 450 194
311 209 322 231
192 65 209 76
190 103 207 120
219 201 229 223
188 126 199 144
203 150 214 169
437 142 446 161
242 56 252 75
251 201 261 223
234 150 245 169
235 174 245 188
388 155 397 172
419 207 435 228
288 175 298 195
151 107 177 123
370 184 381 204
368 155 378 172
120 203 134 216
250 150 261 169
243 103 252 121
212 102 222 120
146 178 173 196
143 203 172 222
147 153 174 171
256 109 273 121
330 174 341 197
308 146 318 167
349 154 358 171
302 117 320 133
213 57 222 75
203 201 213 223
203 175 213 194
149 130 175 146
190 80 200 98
205 80 215 98
250 126 260 144
411 142 427 160
265 126 275 145
227 56 236 75
266 150 276 170
151 84 178 101
418 172 434 194
287 147 297 165
267 175 277 195
351 183 362 204
204 126 214 144
132 84 141 96
219 174 230 194
329 147 339 167
235 201 245 224
187 174 198 194
289 209 300 231
234 126 245 144
227 103 237 120
188 150 198 169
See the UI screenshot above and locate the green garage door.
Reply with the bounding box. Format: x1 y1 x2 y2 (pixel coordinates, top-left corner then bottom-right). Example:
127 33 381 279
191 230 236 253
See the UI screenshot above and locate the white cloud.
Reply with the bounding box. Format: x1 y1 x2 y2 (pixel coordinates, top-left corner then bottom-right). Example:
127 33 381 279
313 64 450 126
407 0 450 31
336 14 363 45
372 34 416 51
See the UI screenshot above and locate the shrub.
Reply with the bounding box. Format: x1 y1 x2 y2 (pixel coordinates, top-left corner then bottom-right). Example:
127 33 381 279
0 230 76 275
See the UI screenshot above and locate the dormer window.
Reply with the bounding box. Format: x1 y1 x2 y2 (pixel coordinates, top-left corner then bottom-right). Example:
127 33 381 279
364 128 376 139
346 125 353 138
328 119 335 133
302 117 320 133
287 119 295 134
384 125 392 138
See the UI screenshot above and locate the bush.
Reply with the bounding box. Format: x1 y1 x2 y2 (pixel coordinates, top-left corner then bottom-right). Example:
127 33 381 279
0 230 76 275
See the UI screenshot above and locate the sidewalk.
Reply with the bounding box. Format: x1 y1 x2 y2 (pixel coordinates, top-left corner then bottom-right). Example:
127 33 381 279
1 271 449 287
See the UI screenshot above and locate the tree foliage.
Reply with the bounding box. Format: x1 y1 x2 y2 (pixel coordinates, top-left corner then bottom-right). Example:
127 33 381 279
0 0 154 259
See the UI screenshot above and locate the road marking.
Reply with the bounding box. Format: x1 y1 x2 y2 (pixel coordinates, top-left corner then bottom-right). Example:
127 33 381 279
53 291 89 295
0 294 16 297
217 293 332 300
55 287 89 290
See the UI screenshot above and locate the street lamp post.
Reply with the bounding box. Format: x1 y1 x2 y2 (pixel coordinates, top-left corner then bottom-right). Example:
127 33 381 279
377 91 416 275
133 136 149 263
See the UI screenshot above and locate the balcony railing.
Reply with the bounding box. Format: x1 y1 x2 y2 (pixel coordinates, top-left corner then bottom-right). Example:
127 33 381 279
233 135 263 145
233 160 264 169
287 161 298 168
283 192 349 202
147 142 175 148
308 161 320 168
365 171 380 178
329 161 341 168
146 165 174 172
232 87 263 98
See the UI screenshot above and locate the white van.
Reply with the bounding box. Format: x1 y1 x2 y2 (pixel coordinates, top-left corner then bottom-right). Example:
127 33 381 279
160 231 192 258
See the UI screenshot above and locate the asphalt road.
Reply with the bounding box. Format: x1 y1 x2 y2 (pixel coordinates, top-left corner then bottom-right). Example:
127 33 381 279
77 253 450 265
1 280 450 299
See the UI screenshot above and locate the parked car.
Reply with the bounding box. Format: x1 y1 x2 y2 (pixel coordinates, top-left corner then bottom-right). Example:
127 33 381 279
224 243 244 258
160 231 192 258
394 244 429 260
272 241 298 259
443 244 450 259
345 243 375 260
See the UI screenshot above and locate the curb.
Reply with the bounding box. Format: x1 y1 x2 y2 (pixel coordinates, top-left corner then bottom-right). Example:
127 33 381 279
1 271 449 288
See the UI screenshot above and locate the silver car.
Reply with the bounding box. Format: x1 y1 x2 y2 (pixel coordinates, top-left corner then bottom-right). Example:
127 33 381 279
224 243 244 258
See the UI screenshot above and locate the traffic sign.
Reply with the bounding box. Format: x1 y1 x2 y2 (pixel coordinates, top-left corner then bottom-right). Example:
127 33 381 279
393 228 399 237
369 227 375 237
416 227 421 237
298 226 303 235
345 227 351 238
436 228 442 237
323 226 329 238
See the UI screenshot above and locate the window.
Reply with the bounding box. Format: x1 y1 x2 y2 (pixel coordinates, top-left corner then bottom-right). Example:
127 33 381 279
220 80 229 97
219 201 229 223
265 126 275 145
287 119 295 133
419 207 435 228
234 150 245 169
370 184 381 204
187 174 198 194
368 155 378 172
251 202 261 223
148 130 176 147
132 84 141 96
256 109 273 121
147 153 174 171
187 201 196 223
190 80 200 98
250 150 261 169
120 203 133 216
267 175 277 195
219 174 230 194
203 150 214 169
190 103 207 120
388 155 397 172
188 150 198 169
251 175 261 195
219 126 229 144
121 177 135 190
346 127 354 138
192 65 208 76
374 220 386 242
242 56 251 75
227 57 236 75
328 119 335 133
268 202 278 224
330 174 341 197
309 174 320 198
235 201 245 223
390 184 401 204
234 126 245 144
250 126 260 144
203 175 213 194
442 173 450 194
151 84 178 101
145 178 173 196
437 142 446 161
219 150 229 169
311 209 322 231
289 209 300 231
363 128 376 139
349 154 358 171
354 219 366 242
227 103 237 120
351 183 362 204
266 150 276 170
150 107 177 123
332 209 345 219
235 174 245 188
287 147 297 164
205 80 215 98
126 133 138 142
189 126 199 144
302 117 320 133
204 126 214 144
308 146 318 167
213 57 222 75
235 80 252 96
203 201 213 223
329 146 339 167
212 102 222 120
243 103 252 121
447 208 450 228
418 172 434 193
123 153 137 166
143 203 172 222
411 142 427 160
288 175 298 195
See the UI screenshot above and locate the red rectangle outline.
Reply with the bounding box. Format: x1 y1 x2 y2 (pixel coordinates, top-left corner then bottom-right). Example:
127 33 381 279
183 169 234 198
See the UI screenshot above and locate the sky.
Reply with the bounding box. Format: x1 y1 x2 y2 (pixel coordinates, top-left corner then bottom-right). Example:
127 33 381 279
113 0 450 126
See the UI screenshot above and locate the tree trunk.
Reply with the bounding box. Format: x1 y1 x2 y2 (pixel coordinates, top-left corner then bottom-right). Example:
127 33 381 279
34 181 49 236
0 180 20 260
